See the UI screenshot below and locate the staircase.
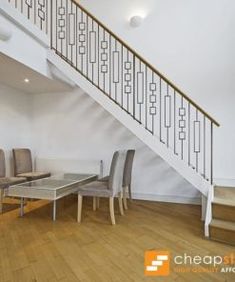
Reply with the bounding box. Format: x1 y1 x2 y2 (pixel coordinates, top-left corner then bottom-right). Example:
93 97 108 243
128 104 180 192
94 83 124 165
3 0 221 237
209 187 235 245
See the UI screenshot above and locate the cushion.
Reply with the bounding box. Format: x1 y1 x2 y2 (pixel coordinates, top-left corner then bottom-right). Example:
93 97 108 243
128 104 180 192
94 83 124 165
17 172 51 180
79 181 112 197
8 177 27 185
0 177 26 188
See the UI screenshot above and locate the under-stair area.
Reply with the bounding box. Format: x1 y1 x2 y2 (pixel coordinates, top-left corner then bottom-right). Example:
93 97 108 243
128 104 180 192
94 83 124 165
210 187 235 245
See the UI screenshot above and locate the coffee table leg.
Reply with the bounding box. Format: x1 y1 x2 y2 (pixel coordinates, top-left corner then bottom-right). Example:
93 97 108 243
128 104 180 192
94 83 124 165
20 197 24 217
53 200 56 221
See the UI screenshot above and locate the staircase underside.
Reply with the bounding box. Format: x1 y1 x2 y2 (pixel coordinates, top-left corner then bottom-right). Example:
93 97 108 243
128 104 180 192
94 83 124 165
47 50 211 196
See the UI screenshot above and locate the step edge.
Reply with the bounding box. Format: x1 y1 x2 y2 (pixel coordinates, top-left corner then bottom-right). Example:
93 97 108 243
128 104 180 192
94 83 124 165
210 219 235 231
213 198 235 207
209 236 235 246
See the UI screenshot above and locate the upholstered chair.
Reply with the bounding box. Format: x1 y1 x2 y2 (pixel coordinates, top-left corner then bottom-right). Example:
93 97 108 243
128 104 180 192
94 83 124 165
99 150 135 210
77 151 127 225
0 149 27 213
12 148 51 181
122 150 135 209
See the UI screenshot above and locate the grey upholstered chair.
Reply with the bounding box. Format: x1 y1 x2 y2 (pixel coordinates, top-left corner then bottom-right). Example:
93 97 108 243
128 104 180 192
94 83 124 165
77 151 127 225
12 148 51 181
0 149 27 213
99 149 135 210
122 150 135 209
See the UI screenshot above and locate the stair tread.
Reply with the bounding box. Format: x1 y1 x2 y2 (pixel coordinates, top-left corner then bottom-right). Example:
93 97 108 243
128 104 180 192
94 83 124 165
214 186 235 206
210 219 235 231
213 197 235 207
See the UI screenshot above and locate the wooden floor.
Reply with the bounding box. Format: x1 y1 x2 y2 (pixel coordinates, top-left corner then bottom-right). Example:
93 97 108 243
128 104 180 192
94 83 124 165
0 196 234 282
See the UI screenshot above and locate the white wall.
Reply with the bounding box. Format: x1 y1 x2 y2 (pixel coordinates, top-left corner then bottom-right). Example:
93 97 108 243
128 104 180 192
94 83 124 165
0 81 200 203
0 83 32 175
32 89 200 203
79 0 235 181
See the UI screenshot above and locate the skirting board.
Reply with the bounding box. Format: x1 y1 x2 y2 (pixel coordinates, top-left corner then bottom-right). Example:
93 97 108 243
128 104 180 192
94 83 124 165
132 193 201 205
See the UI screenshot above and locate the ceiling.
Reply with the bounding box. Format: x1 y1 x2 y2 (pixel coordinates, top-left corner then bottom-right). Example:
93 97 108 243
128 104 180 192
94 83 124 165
0 52 73 94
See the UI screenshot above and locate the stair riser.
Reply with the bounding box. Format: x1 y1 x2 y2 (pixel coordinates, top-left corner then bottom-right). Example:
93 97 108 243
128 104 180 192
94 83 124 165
212 203 235 222
210 226 235 246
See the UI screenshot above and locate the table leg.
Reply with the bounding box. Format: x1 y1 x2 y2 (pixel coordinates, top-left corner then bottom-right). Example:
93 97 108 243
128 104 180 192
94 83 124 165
53 200 57 221
20 197 24 217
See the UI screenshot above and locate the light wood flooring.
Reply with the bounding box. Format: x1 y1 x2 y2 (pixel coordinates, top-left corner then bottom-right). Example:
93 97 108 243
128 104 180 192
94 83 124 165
0 196 235 282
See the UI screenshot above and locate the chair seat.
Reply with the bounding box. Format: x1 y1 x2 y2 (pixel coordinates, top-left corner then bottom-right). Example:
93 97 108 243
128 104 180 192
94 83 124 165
98 176 109 182
17 172 51 180
0 177 26 188
79 181 112 197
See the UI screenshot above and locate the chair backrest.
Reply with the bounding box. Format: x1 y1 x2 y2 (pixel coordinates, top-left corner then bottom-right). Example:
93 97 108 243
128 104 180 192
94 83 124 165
108 150 127 196
0 149 6 178
108 151 119 190
12 148 33 176
123 150 135 187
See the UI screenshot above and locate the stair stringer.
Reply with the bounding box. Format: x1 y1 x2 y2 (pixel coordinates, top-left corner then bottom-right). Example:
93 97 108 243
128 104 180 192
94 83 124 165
47 50 210 196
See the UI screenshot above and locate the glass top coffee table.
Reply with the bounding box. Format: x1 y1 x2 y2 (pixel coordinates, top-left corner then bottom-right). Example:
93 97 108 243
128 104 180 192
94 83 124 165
6 173 97 220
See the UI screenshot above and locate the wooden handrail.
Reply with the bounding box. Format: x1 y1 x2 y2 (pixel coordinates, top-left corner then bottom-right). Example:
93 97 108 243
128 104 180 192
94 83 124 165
73 0 220 127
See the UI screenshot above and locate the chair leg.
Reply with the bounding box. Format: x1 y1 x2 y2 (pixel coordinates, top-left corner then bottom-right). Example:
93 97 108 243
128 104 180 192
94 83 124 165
93 197 97 211
96 197 100 209
0 189 4 214
77 194 83 223
109 197 116 225
118 191 124 216
123 186 128 210
128 184 132 201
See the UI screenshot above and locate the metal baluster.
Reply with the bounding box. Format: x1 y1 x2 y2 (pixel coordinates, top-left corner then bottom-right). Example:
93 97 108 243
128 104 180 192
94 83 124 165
145 65 147 130
188 103 191 165
34 0 36 25
133 55 136 119
97 24 100 89
159 78 162 142
203 116 206 179
174 90 176 155
50 0 52 49
66 0 68 62
211 122 213 185
109 34 111 98
86 13 88 79
75 4 78 69
121 44 123 109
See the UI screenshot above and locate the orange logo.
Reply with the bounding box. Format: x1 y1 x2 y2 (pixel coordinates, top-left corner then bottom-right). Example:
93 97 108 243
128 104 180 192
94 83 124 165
145 250 170 276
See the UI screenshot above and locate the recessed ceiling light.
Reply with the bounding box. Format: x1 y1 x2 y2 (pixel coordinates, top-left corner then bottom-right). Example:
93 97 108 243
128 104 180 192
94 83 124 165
130 15 144 28
24 78 30 83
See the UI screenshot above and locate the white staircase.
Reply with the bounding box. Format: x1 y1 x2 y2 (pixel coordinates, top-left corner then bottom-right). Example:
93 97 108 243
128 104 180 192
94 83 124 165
1 0 220 237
